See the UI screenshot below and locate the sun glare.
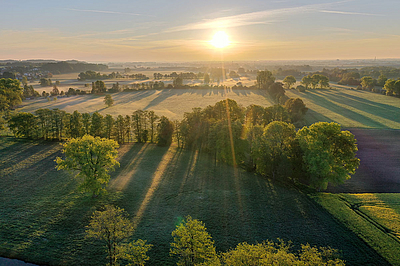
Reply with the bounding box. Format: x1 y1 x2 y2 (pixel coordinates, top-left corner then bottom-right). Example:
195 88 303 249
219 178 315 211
210 31 230 48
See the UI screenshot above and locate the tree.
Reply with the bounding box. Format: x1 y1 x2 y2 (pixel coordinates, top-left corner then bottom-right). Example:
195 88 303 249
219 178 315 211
377 74 387 87
91 112 104 137
69 110 83 138
252 121 296 180
319 75 330 89
8 112 38 139
170 216 219 266
361 76 376 90
282 75 296 89
301 75 312 90
222 241 344 266
204 73 210 84
173 76 183 88
284 98 308 123
297 122 360 190
310 74 321 89
86 205 152 266
157 116 174 146
147 111 159 143
119 239 153 266
55 135 120 196
384 79 396 95
256 70 275 89
0 78 23 111
92 80 106 93
104 94 114 107
51 85 60 96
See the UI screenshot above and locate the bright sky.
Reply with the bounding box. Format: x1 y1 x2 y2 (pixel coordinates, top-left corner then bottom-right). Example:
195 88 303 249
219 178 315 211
1 0 399 62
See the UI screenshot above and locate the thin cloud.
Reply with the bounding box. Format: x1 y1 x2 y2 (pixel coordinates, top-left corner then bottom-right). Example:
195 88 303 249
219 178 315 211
63 8 152 17
164 1 376 33
319 10 382 16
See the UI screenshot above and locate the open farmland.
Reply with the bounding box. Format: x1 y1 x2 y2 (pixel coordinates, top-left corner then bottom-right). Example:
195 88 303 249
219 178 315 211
0 137 389 265
18 88 275 120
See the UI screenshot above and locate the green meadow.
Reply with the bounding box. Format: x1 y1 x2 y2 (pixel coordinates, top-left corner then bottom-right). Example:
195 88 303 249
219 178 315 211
0 138 388 265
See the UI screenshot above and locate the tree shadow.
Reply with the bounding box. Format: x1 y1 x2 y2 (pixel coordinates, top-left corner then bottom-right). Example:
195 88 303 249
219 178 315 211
292 90 387 128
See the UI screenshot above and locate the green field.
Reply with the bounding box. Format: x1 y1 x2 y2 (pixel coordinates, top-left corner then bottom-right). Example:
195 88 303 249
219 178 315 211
286 88 400 129
311 193 400 265
18 88 275 120
0 138 388 265
18 86 400 129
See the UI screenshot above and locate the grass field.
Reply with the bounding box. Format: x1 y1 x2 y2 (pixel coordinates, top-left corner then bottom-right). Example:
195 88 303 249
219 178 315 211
18 84 400 129
311 193 400 266
286 88 400 129
18 88 275 120
0 137 389 265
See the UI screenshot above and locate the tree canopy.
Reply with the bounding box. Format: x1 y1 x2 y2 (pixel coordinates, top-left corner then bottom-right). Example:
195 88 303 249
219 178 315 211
0 78 23 111
297 122 360 190
55 135 120 196
170 216 219 266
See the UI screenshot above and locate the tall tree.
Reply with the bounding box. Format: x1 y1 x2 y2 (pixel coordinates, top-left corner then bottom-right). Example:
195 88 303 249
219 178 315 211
86 205 151 266
104 94 114 107
104 114 115 140
360 76 376 90
284 98 308 123
147 111 159 143
301 75 312 90
297 122 360 190
282 75 296 89
91 112 104 137
56 135 120 196
252 121 296 180
256 70 275 89
170 216 219 266
69 110 83 138
157 116 174 146
8 112 38 139
0 78 23 111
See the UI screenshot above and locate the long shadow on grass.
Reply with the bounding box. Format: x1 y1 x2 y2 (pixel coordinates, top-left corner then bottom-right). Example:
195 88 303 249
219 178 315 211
119 147 389 265
291 90 387 128
324 91 400 124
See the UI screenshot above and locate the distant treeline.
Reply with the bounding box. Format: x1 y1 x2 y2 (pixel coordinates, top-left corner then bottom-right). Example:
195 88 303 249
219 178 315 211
41 61 108 74
78 71 149 81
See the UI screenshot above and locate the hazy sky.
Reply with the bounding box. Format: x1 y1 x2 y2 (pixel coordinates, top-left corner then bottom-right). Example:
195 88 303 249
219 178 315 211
1 0 399 62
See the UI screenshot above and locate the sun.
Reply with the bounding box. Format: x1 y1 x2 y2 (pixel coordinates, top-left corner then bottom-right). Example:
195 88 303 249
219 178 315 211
210 31 230 48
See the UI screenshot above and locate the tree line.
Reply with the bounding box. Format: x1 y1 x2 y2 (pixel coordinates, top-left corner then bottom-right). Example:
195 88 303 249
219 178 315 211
84 206 345 266
7 108 174 146
78 70 149 81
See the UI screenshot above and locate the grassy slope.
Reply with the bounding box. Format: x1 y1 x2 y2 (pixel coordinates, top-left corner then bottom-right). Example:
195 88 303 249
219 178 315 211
311 193 400 266
0 138 388 265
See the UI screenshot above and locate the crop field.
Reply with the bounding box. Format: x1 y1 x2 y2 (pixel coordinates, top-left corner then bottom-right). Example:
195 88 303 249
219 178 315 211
0 137 389 266
311 193 400 266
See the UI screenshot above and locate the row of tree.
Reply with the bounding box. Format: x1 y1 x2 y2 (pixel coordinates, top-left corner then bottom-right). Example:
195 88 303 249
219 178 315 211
84 205 344 266
7 108 173 146
78 71 149 81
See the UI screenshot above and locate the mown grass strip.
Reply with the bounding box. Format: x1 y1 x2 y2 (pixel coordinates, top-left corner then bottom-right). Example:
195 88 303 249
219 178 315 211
310 193 400 265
